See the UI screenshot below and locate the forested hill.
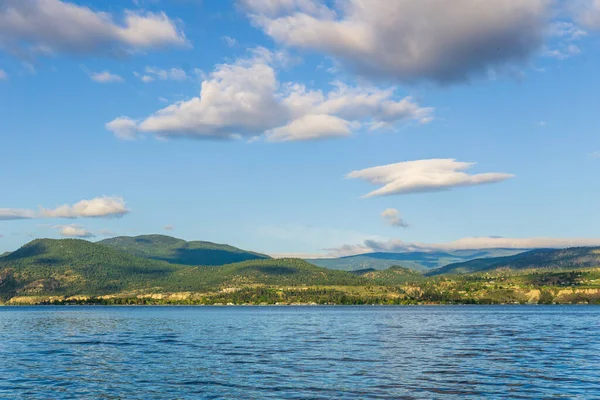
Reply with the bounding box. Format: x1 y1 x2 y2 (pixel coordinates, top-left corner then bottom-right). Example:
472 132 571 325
428 247 600 275
98 234 270 266
0 239 184 299
0 239 362 301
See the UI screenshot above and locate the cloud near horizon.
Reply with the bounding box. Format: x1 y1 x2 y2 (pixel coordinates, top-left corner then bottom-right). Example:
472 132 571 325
347 159 514 197
323 236 600 257
0 0 186 58
54 224 95 238
106 48 433 142
0 196 129 220
243 0 550 84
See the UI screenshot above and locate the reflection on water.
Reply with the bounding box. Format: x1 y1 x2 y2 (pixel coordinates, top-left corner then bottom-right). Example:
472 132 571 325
0 306 599 399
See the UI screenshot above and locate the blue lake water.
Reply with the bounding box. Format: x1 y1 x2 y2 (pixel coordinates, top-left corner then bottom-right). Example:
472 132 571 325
0 306 599 399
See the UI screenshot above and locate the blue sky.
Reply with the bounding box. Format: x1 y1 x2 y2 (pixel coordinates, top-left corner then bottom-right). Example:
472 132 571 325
1 0 600 256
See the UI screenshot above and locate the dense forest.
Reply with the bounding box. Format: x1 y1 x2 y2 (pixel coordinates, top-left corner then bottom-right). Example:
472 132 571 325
99 234 269 266
1 238 600 305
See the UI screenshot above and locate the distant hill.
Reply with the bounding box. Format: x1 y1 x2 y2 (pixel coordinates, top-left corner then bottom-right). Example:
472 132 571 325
98 234 270 266
307 249 528 271
427 247 600 276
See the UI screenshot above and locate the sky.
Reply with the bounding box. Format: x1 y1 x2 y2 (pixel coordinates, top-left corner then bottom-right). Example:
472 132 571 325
1 0 600 257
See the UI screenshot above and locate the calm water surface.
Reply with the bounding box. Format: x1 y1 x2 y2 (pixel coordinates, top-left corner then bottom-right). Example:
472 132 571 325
0 306 598 399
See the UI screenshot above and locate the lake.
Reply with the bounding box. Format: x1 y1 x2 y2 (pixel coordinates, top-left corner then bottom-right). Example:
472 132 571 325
0 306 598 399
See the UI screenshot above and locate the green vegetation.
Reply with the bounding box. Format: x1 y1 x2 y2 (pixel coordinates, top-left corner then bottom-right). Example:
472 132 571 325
0 239 364 302
0 239 183 300
1 239 600 305
308 249 527 271
98 234 269 266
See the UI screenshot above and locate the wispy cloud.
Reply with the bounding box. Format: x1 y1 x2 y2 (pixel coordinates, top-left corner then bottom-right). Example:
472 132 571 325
0 196 130 220
222 36 238 47
134 66 188 82
90 71 124 83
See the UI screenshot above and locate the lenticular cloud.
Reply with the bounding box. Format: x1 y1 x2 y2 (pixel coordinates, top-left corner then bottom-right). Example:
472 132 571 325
347 159 514 197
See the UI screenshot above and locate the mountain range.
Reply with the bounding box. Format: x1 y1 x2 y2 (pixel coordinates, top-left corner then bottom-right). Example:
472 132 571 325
1 235 600 305
307 248 528 271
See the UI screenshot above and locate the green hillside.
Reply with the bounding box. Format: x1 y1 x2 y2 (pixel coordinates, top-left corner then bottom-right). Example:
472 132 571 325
0 239 363 301
2 239 600 305
0 239 184 300
168 258 365 290
307 249 528 271
428 247 600 275
353 265 425 285
98 234 270 266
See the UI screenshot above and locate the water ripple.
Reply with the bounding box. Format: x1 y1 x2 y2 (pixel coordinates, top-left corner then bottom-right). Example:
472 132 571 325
0 305 599 399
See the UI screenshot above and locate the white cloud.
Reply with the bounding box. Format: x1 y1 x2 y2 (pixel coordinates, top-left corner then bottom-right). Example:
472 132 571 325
347 159 514 198
547 21 587 41
106 117 138 140
543 44 581 59
136 66 188 82
0 196 129 220
0 70 7 80
222 36 238 47
54 224 95 238
573 0 600 29
99 229 115 236
590 152 600 158
0 0 186 58
326 236 600 257
0 209 36 220
243 0 550 84
107 49 433 141
40 196 129 218
90 71 124 83
265 114 353 141
381 208 408 228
